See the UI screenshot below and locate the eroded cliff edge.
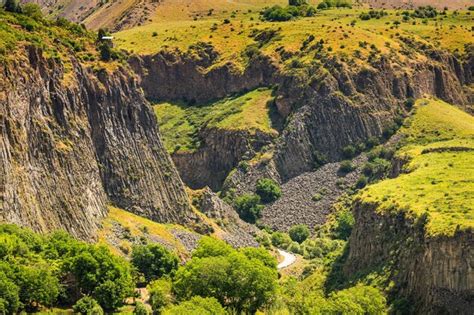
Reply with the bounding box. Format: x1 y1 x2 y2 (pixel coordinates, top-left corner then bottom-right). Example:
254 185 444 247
1 46 197 240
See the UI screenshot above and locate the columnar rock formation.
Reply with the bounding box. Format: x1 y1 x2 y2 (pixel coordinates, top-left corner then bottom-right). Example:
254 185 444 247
1 46 197 240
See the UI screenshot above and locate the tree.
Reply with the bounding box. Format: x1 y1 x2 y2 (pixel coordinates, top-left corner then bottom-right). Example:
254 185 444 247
16 265 60 311
328 284 387 314
131 244 179 283
289 0 307 6
99 43 112 61
148 279 173 312
133 302 150 315
240 247 277 269
4 0 20 13
234 194 264 223
174 240 278 313
256 178 282 203
163 297 225 315
0 272 20 314
192 236 233 258
73 296 104 315
68 246 134 311
22 4 43 20
289 224 310 243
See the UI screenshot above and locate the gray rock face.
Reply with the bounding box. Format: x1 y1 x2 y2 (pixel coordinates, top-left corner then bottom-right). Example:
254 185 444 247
196 187 259 248
1 46 196 240
345 201 474 314
131 47 473 193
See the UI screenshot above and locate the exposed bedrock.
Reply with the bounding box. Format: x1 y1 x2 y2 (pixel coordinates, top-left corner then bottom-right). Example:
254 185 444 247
345 201 474 314
130 48 472 191
172 128 274 191
1 46 199 240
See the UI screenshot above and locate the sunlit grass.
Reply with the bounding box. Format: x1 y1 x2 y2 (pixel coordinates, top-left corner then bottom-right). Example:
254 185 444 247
359 99 474 237
154 88 277 153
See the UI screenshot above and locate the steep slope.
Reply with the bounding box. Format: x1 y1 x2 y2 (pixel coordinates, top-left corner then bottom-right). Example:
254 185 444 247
0 11 199 240
344 99 474 314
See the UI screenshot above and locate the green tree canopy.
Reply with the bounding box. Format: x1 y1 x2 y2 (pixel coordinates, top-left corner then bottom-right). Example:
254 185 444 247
131 243 179 283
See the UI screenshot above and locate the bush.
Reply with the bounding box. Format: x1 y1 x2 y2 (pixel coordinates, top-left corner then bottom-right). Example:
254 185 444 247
342 145 356 158
134 302 150 315
404 97 415 109
289 0 307 6
0 273 20 314
4 0 21 13
131 244 179 283
271 232 292 248
73 296 104 315
148 279 173 312
332 209 354 240
234 194 264 223
163 297 225 315
289 224 310 243
261 4 316 21
339 160 354 174
256 178 282 203
355 176 368 189
192 236 233 258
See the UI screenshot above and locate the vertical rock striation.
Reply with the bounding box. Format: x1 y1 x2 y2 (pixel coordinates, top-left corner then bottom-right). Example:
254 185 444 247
1 46 196 240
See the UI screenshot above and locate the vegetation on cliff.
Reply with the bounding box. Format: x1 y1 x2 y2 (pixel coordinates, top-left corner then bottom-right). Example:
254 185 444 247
154 88 277 153
358 98 474 236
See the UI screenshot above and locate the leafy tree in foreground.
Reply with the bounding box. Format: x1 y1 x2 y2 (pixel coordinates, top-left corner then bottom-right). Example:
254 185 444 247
73 296 104 315
173 239 278 313
163 296 226 315
192 236 233 258
131 243 179 283
148 278 174 312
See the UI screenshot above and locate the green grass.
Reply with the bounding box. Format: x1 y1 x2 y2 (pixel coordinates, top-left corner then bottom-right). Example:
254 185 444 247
358 99 474 237
115 7 473 69
154 88 278 153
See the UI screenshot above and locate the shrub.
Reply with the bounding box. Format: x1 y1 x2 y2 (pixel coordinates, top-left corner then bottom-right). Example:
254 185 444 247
22 4 43 20
148 279 173 312
163 296 225 315
256 178 282 203
355 176 368 189
0 273 20 314
271 232 292 249
289 224 310 243
240 247 278 269
339 160 354 174
4 0 21 13
73 296 104 315
342 145 356 158
332 209 354 240
289 0 307 6
192 236 233 258
404 97 415 109
234 194 264 223
134 302 149 315
131 244 179 283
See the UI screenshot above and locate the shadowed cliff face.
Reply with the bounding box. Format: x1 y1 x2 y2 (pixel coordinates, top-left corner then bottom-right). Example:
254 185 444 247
1 46 197 240
132 45 472 191
345 201 473 314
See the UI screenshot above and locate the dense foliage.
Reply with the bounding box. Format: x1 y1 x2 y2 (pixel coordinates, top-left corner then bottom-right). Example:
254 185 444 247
260 4 316 22
289 224 310 243
234 193 264 223
131 244 179 283
255 178 282 203
163 296 225 315
0 225 134 313
173 237 278 313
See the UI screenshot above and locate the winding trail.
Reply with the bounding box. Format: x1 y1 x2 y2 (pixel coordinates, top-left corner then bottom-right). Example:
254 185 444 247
277 249 297 269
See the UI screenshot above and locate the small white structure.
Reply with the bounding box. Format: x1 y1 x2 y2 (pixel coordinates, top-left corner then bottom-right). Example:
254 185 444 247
101 36 114 40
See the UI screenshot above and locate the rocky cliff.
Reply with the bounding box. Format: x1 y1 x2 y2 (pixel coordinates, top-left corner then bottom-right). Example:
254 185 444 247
131 45 473 192
1 46 197 240
345 200 473 314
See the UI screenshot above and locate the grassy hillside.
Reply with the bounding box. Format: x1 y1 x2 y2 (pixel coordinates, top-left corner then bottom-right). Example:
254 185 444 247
358 99 474 236
115 5 473 67
98 206 197 257
154 88 278 153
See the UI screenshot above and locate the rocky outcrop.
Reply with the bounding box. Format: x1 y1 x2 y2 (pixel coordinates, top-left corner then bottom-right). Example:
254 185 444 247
173 128 274 191
195 188 259 248
129 48 277 104
345 201 474 314
1 46 197 240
